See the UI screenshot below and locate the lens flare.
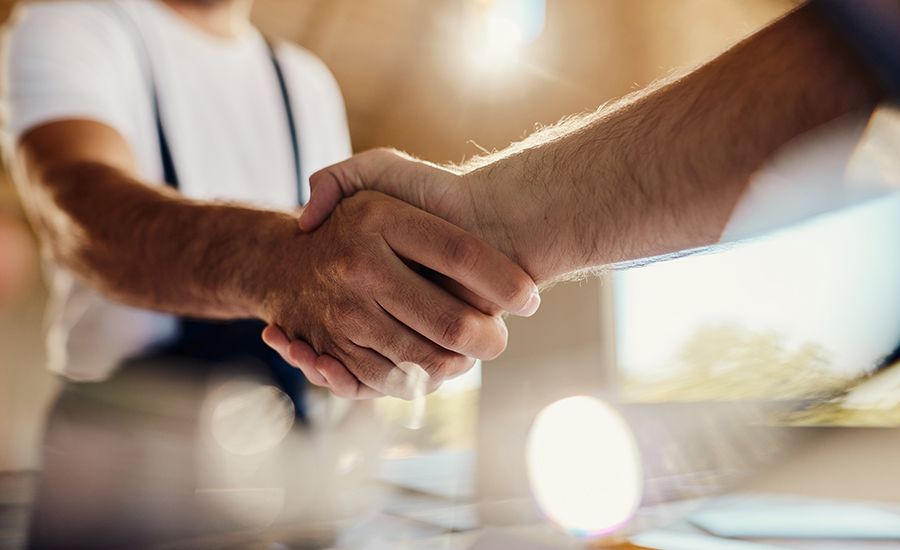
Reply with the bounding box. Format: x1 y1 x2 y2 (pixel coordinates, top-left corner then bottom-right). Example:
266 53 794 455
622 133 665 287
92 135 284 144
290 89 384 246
526 396 643 537
383 361 431 429
463 0 546 75
208 382 294 456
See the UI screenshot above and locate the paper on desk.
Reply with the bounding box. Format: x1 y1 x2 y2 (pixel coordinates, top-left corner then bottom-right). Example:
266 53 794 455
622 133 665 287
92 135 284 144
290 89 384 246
688 495 900 539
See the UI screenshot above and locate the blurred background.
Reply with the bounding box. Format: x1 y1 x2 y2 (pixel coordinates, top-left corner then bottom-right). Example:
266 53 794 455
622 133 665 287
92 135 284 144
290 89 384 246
9 0 900 548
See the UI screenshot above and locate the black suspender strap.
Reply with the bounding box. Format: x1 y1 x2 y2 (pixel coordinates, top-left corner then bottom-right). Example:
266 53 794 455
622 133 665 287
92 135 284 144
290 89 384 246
153 88 180 188
265 37 303 199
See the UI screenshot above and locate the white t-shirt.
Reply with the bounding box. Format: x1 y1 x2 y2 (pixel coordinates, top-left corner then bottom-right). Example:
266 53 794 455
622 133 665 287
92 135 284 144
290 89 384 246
2 0 352 381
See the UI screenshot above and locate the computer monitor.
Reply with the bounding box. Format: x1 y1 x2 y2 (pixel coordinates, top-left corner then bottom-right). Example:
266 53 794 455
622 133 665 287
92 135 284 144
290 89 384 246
609 193 900 505
614 193 900 409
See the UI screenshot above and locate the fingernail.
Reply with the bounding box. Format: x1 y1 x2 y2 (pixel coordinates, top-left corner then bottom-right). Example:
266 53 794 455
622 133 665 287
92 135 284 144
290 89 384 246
520 289 541 317
315 366 330 384
495 316 508 338
262 327 282 347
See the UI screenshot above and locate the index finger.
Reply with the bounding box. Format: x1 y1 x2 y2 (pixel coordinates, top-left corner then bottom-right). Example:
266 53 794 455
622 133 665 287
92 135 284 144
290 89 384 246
382 198 540 317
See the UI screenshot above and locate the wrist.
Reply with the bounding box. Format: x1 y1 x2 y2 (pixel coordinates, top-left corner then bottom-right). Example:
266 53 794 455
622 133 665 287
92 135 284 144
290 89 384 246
221 209 305 321
462 127 618 285
462 158 560 285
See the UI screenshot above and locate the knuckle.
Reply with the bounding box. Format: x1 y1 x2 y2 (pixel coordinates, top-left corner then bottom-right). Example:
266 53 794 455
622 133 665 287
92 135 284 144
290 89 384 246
445 236 482 276
344 258 368 283
376 329 407 359
338 313 362 338
352 360 381 387
332 296 355 318
350 193 387 225
334 252 371 284
418 347 458 378
439 311 477 350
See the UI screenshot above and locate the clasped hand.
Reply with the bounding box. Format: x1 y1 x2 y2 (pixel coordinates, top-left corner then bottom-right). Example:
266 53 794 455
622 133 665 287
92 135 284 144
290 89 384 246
261 186 538 400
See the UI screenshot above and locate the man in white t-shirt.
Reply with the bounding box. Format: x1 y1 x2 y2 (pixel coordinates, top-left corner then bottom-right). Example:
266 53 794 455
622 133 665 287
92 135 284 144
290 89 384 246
2 0 538 399
2 0 538 545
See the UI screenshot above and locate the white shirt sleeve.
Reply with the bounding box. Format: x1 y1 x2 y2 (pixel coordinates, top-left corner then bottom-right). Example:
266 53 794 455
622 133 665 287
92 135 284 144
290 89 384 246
2 3 136 143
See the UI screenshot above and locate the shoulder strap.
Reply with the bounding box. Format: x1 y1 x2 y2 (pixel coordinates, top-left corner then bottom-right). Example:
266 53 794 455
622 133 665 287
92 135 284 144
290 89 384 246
153 89 180 188
109 4 180 188
265 37 303 202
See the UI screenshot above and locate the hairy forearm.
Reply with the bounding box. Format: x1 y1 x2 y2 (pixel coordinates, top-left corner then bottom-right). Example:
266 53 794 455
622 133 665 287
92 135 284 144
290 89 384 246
466 3 881 283
26 161 297 319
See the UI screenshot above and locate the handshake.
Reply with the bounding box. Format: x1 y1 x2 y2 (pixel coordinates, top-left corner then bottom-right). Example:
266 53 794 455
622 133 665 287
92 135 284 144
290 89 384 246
253 3 875 400
12 3 875 404
259 149 544 400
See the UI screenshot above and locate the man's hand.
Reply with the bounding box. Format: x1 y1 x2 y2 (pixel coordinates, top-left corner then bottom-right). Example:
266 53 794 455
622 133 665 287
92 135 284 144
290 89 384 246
260 191 539 400
298 148 539 278
299 150 471 239
265 151 545 395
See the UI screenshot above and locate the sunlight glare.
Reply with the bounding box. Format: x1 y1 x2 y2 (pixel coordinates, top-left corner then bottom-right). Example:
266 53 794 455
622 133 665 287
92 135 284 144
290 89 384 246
464 0 546 75
526 396 643 537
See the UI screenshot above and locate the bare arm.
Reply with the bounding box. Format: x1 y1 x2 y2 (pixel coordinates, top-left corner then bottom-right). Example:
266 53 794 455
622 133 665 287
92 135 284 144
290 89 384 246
298 3 883 284
17 120 292 319
463 2 882 280
13 120 538 398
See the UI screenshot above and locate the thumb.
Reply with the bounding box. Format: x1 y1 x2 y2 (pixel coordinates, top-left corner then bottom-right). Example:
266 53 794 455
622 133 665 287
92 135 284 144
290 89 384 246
298 168 349 231
299 149 432 231
298 149 406 231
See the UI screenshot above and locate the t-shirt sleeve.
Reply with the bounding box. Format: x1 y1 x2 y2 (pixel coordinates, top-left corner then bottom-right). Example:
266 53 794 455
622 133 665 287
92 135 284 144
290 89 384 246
2 3 135 143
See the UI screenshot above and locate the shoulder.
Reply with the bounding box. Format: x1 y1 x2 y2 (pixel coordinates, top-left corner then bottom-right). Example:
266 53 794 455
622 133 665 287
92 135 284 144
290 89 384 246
276 43 332 75
2 1 140 141
274 42 343 94
6 1 130 43
5 1 134 68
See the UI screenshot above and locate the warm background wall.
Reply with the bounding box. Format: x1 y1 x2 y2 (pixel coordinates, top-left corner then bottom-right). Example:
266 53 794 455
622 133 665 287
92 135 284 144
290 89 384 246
253 0 791 161
0 0 792 472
